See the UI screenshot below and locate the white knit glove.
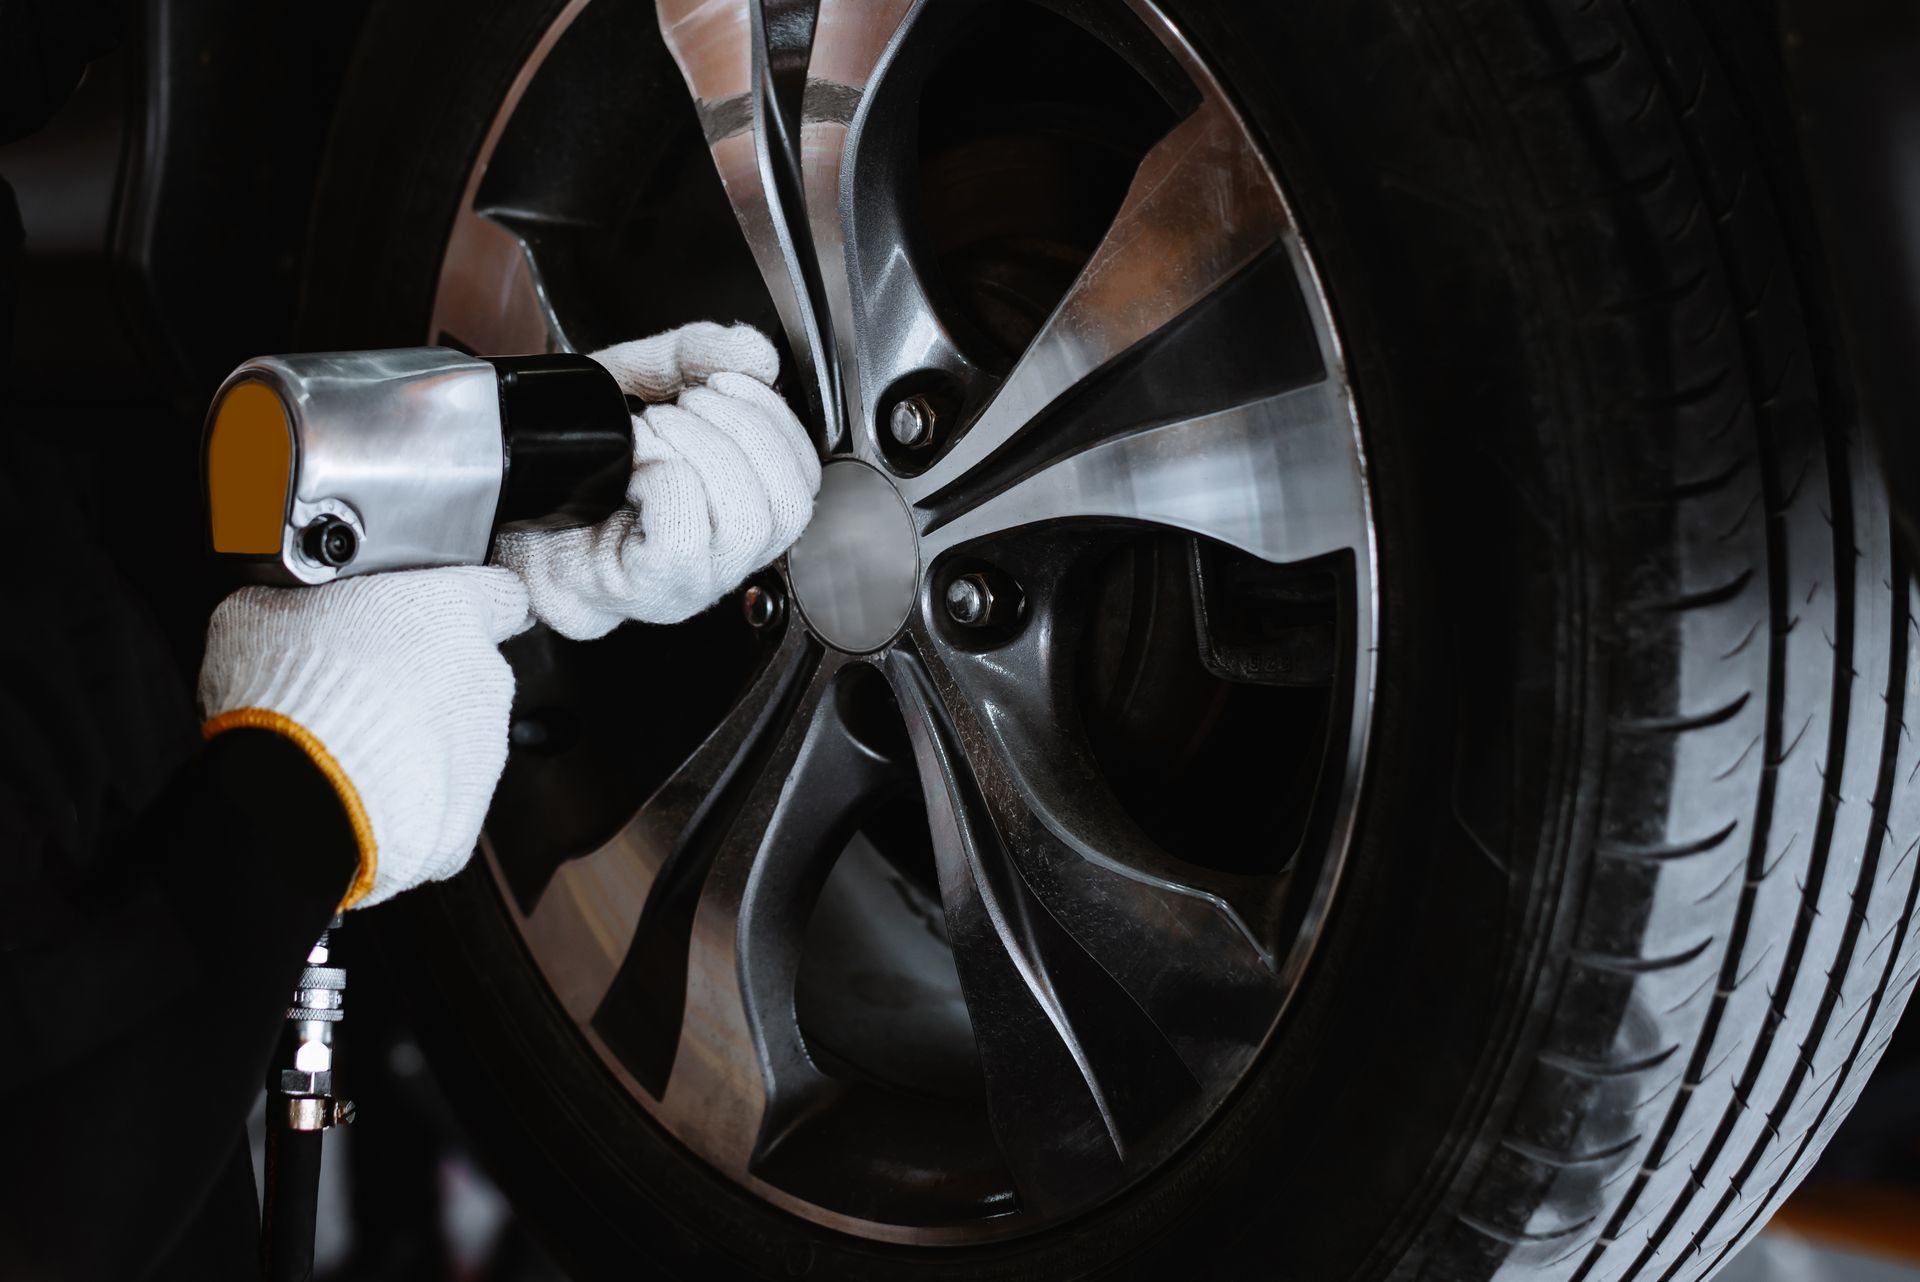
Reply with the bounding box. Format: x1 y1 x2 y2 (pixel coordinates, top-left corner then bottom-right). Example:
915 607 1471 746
491 322 821 639
198 566 531 909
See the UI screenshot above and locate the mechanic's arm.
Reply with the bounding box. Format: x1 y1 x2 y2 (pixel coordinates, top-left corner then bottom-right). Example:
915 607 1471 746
1 729 361 1281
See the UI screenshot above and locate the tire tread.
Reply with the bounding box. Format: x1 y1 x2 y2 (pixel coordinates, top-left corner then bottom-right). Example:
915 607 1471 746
1410 2 1920 1278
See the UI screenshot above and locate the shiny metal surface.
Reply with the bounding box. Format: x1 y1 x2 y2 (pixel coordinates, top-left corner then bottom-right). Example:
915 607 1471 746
444 0 1379 1247
433 214 571 356
944 575 987 625
888 394 934 448
215 349 502 585
897 97 1292 507
273 920 353 1134
798 0 961 461
921 380 1365 564
428 0 591 354
512 631 808 1025
741 583 782 628
785 461 918 652
658 0 838 434
283 1097 354 1131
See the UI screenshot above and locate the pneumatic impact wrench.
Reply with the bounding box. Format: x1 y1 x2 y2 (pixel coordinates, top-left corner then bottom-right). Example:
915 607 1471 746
205 348 636 584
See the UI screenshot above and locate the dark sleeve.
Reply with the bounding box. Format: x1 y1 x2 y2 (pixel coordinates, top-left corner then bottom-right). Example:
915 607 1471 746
0 728 358 1282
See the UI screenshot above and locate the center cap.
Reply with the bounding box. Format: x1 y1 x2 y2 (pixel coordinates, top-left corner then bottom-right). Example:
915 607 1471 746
787 460 919 653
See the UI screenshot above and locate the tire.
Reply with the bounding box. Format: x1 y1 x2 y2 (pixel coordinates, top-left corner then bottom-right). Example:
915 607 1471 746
298 0 1920 1279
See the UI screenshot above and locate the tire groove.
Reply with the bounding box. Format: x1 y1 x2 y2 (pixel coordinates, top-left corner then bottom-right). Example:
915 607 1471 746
1571 938 1717 976
1541 1045 1683 1080
1613 693 1750 734
1597 818 1739 864
1631 567 1752 614
1502 1134 1643 1170
1659 452 1751 502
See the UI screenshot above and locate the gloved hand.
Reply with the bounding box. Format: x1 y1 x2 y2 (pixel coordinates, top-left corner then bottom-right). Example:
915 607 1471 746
198 566 530 909
491 321 820 639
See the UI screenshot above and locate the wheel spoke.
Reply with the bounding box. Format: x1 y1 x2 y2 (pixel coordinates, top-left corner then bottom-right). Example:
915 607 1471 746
428 0 590 354
605 643 832 1159
910 591 1287 1019
658 0 835 428
432 214 572 354
799 0 911 460
922 378 1365 566
516 625 813 1025
724 663 911 1167
901 99 1290 504
885 645 1254 1214
926 587 1292 956
802 0 986 460
586 648 905 1171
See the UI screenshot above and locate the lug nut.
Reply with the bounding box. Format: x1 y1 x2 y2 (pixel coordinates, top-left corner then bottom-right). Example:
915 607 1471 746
945 569 1025 630
742 584 783 629
888 395 936 449
945 574 993 627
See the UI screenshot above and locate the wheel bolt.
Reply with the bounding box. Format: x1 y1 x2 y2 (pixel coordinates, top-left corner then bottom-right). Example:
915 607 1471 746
888 395 936 449
742 584 782 629
945 574 993 627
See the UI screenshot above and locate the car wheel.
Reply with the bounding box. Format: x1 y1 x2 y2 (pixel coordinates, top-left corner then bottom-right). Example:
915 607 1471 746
298 0 1920 1278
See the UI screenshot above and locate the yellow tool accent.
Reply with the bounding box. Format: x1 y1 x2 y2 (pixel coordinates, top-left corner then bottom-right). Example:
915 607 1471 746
206 381 293 555
203 707 379 910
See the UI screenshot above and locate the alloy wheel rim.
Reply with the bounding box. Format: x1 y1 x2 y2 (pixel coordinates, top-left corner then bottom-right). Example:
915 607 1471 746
431 0 1378 1244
